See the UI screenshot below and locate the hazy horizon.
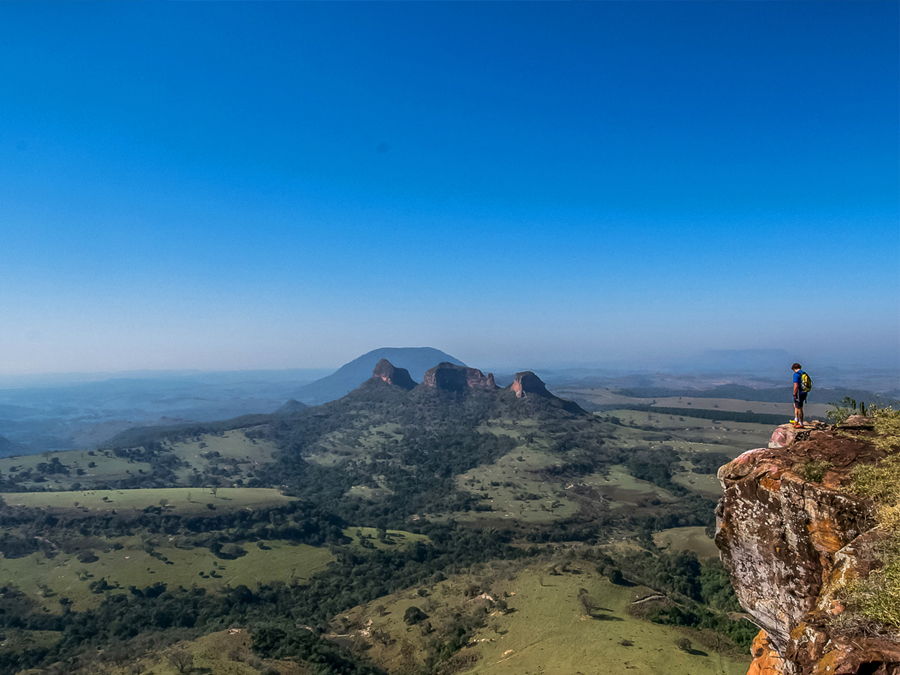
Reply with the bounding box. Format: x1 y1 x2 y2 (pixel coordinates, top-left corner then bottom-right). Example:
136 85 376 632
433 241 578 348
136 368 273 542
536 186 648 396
0 347 895 391
2 3 897 377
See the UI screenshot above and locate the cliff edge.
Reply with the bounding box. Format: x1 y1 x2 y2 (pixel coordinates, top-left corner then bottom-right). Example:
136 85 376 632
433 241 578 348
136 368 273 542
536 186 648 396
716 420 900 674
421 362 497 392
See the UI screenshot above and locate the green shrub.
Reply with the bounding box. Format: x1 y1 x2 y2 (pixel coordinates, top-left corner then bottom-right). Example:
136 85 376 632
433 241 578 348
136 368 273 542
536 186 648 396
403 606 427 625
827 397 865 425
795 460 833 483
844 532 900 628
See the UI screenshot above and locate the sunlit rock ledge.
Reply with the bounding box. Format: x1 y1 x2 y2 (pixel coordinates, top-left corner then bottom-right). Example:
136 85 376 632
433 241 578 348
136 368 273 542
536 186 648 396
716 420 900 675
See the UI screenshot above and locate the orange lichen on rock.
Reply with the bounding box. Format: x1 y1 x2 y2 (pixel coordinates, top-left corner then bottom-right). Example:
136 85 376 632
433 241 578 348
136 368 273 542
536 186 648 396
747 631 789 675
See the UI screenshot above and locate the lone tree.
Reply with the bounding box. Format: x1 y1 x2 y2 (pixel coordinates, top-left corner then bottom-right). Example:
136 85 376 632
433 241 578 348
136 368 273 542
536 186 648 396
168 648 194 673
577 589 595 617
675 637 693 653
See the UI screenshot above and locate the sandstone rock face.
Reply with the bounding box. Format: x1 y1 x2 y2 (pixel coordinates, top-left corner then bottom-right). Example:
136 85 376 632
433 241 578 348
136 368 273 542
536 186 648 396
421 362 496 392
717 423 900 675
510 371 550 398
507 371 584 414
371 359 416 390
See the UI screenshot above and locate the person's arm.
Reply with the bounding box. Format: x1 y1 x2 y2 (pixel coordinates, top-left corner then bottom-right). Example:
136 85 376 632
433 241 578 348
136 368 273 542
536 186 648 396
793 374 799 396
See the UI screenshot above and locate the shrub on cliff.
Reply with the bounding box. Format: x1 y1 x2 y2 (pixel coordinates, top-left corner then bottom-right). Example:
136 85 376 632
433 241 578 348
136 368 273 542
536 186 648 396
795 460 834 483
845 405 900 628
843 532 900 628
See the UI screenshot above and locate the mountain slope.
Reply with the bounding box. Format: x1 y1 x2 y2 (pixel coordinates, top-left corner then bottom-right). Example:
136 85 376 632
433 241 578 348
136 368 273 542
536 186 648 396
292 347 466 404
0 435 20 458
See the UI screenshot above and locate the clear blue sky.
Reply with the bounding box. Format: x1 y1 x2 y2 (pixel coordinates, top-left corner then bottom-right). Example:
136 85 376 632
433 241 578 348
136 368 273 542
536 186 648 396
1 2 897 374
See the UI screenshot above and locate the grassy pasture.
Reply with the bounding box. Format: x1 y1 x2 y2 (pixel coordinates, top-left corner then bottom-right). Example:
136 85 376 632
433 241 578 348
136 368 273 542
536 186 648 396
0 487 294 514
651 395 829 419
166 429 279 482
653 526 720 560
335 560 749 675
582 465 679 508
562 387 829 418
671 470 724 497
452 447 578 523
0 537 333 612
0 449 152 491
306 422 404 467
342 527 430 551
605 409 772 452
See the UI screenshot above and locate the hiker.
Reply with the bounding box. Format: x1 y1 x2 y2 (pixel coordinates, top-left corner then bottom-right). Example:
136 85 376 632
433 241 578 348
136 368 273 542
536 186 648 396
791 363 808 428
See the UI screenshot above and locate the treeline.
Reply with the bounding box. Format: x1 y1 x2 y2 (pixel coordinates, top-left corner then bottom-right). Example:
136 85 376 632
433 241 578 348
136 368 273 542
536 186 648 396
613 405 787 425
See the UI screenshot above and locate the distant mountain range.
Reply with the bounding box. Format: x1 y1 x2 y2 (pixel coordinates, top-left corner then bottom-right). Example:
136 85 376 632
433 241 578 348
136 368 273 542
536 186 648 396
292 347 466 404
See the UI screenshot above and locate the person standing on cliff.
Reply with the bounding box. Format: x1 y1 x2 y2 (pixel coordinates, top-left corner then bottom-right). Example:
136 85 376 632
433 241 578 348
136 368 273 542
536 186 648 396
791 363 807 428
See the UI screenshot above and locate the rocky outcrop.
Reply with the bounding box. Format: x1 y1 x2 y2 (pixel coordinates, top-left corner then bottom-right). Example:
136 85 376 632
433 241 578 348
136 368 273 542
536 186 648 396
371 359 416 390
716 421 900 675
508 371 584 414
421 362 497 392
510 371 550 398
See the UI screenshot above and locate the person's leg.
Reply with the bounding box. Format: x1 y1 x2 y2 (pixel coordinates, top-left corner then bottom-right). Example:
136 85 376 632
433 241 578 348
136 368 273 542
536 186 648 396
797 397 805 426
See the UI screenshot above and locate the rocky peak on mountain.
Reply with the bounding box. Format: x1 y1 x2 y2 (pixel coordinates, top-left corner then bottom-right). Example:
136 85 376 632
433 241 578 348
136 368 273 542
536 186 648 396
421 362 497 392
508 371 585 414
510 371 550 398
716 421 900 675
371 359 416 390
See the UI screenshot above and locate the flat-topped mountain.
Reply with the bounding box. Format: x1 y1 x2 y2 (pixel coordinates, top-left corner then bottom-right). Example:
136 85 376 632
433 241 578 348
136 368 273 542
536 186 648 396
362 360 584 416
421 362 497 392
292 347 465 404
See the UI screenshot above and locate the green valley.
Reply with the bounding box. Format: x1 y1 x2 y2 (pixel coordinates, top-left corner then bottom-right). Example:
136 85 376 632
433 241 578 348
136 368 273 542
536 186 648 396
0 362 759 675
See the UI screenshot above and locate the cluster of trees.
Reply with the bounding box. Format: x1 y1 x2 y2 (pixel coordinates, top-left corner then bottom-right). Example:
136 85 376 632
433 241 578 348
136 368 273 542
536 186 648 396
0 498 349 566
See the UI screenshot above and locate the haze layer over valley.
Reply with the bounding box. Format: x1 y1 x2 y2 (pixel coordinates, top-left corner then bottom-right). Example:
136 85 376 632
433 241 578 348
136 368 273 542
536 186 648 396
1 347 895 458
0 2 897 674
